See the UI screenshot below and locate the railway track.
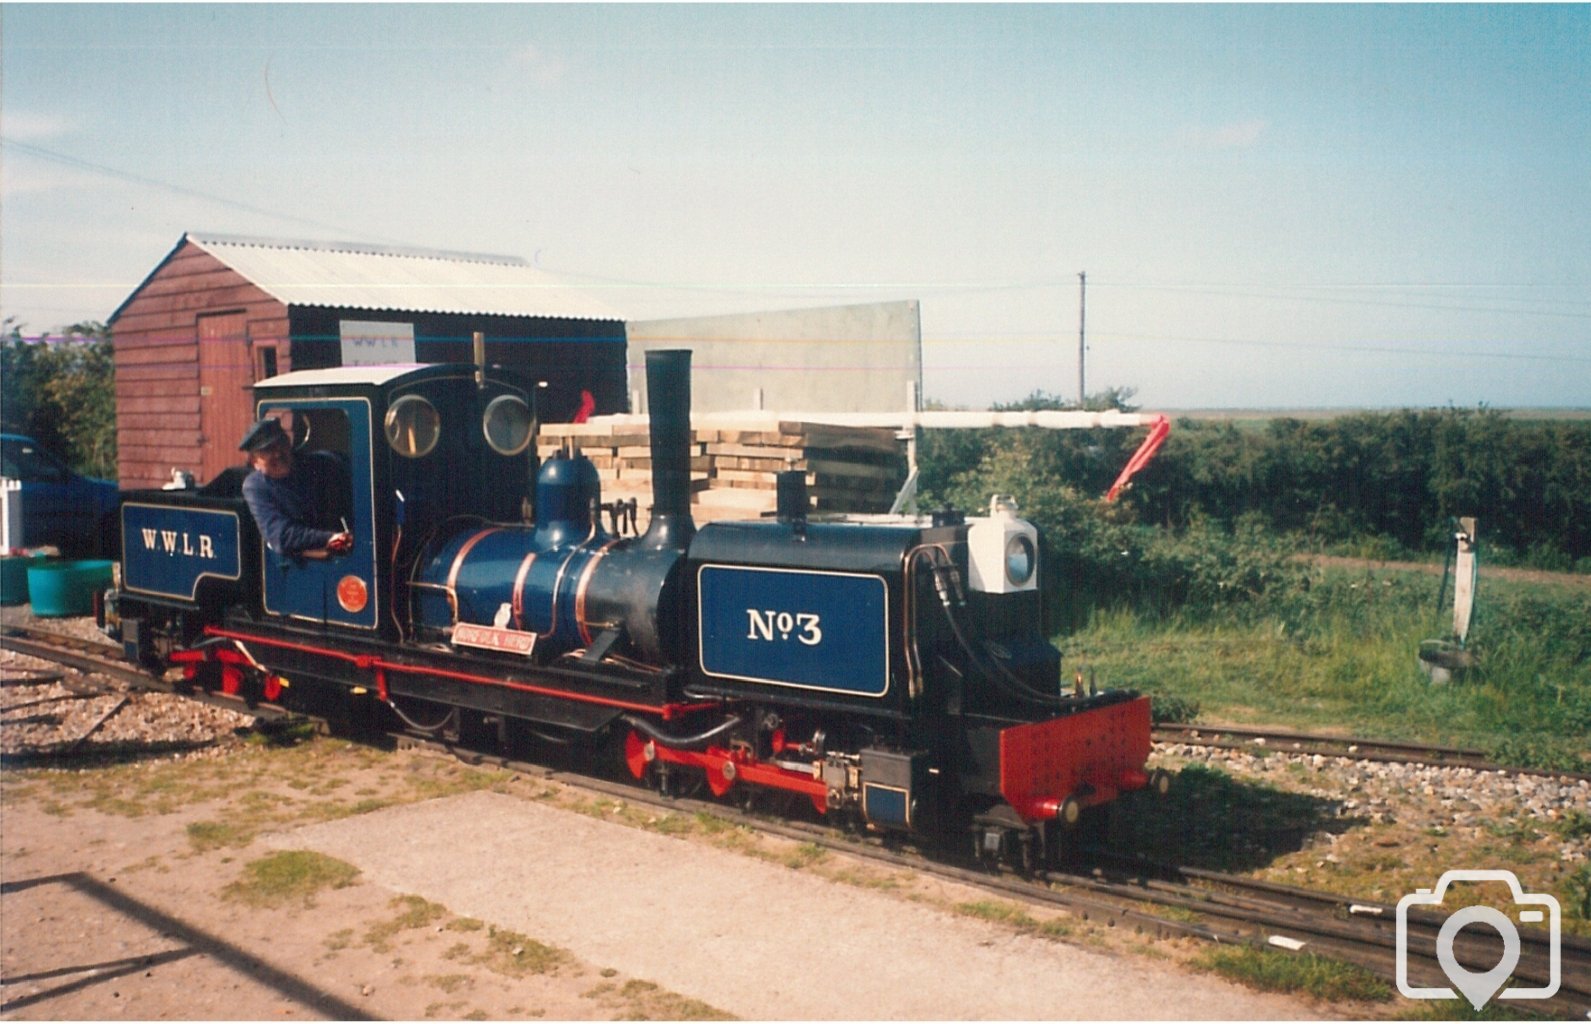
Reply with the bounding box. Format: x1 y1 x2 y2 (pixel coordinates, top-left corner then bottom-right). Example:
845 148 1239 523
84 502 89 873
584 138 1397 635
0 623 298 725
1155 721 1591 783
0 623 297 764
1073 852 1590 1016
8 622 1589 1014
1 624 151 689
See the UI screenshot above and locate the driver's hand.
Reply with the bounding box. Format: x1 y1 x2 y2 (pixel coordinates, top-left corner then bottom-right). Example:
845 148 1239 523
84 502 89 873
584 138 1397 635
327 531 353 554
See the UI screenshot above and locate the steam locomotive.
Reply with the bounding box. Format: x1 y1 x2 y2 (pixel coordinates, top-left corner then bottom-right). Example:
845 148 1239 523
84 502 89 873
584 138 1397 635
104 350 1163 866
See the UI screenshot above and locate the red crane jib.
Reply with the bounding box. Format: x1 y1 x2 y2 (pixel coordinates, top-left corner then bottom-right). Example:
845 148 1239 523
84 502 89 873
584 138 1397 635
1105 415 1171 502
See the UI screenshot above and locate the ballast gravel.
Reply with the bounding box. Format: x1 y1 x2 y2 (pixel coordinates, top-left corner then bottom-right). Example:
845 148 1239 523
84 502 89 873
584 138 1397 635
0 610 254 759
6 612 1586 1018
1161 742 1590 868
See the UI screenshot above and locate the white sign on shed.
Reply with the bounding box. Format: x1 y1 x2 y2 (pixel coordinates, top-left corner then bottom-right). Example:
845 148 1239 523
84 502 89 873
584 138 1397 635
340 320 417 366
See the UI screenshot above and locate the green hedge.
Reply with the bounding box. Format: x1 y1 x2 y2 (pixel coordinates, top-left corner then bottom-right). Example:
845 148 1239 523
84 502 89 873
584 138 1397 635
919 409 1591 592
1133 410 1591 569
918 427 1309 630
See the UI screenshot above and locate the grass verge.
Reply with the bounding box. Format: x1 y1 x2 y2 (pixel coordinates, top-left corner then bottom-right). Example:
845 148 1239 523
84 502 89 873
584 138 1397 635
1066 566 1590 769
1192 945 1391 1003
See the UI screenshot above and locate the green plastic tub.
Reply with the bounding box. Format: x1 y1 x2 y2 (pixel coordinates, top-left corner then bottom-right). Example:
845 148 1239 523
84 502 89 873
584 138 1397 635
26 559 114 617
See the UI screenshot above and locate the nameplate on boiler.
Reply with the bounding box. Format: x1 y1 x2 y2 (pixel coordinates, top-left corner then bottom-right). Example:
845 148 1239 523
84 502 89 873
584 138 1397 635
452 622 538 656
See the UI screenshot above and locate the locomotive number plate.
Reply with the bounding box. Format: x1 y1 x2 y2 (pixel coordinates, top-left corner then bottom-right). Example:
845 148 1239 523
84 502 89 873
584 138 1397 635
697 564 889 698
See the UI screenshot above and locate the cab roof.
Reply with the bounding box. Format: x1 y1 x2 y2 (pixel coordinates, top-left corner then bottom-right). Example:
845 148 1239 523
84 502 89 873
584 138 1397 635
252 363 474 391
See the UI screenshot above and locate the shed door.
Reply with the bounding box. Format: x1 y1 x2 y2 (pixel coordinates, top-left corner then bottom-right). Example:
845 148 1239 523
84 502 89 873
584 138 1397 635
198 312 254 481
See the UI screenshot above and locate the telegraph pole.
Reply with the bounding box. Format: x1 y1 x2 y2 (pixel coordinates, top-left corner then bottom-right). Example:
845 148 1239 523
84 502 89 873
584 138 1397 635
1077 271 1087 405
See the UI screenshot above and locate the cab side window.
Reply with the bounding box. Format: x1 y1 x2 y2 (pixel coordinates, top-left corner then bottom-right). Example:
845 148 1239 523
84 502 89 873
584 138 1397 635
276 408 354 529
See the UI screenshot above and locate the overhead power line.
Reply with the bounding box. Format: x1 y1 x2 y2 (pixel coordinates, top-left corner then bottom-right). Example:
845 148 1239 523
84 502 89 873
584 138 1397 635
0 137 410 245
1089 280 1591 321
924 330 1591 366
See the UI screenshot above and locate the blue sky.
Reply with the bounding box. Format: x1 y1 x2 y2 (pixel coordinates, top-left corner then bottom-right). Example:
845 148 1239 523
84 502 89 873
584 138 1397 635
2 4 1587 410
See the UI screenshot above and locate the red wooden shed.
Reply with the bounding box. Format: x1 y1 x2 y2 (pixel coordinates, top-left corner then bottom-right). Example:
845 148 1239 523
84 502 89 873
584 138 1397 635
107 233 627 489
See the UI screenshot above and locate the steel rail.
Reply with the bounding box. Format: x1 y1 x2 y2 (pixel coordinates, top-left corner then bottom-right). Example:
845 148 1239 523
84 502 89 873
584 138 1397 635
1055 861 1582 1008
1155 721 1591 782
1 624 153 689
0 624 297 725
0 668 66 688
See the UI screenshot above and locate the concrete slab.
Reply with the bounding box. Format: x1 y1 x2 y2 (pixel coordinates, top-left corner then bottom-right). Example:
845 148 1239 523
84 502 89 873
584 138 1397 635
272 790 1314 1020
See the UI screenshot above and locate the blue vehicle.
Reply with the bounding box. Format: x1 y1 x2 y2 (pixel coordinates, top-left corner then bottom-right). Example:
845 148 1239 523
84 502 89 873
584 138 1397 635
0 433 121 556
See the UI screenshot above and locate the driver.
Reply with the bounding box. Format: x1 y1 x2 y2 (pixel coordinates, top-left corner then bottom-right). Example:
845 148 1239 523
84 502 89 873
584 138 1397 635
238 418 353 558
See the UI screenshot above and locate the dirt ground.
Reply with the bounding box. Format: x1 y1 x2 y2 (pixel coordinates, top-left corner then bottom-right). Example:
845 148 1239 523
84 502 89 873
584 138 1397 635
1302 553 1591 590
0 739 732 1021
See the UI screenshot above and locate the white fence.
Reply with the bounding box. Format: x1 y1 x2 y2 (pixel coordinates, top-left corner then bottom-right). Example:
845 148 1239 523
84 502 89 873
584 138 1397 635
1 478 22 551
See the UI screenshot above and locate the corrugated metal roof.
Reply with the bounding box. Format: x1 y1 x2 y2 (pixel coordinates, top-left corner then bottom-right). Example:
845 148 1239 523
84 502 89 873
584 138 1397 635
183 233 624 321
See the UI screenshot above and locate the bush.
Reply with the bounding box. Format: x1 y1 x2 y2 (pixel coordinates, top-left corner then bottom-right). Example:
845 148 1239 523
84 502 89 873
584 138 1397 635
918 406 1588 635
1 319 117 479
1149 693 1201 724
920 427 1310 629
1133 410 1591 568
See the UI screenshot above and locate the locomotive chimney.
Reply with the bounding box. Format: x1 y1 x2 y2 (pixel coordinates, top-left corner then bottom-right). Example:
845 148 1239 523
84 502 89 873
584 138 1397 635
641 349 695 549
776 469 809 528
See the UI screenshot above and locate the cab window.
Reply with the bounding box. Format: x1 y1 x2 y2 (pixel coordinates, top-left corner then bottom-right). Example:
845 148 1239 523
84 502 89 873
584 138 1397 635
263 408 354 529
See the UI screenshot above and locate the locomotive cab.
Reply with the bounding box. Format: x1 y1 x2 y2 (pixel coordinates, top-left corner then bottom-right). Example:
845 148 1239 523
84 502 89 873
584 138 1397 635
241 365 537 636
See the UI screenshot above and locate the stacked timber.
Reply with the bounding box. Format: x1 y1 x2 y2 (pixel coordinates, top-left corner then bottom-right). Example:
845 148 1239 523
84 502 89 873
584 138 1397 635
536 418 906 524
